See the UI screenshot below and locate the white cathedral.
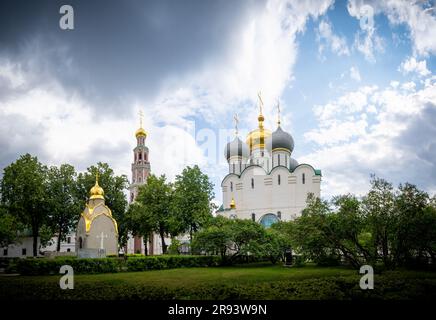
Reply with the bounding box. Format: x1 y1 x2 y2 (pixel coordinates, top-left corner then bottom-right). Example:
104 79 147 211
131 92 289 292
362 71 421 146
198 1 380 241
217 99 321 226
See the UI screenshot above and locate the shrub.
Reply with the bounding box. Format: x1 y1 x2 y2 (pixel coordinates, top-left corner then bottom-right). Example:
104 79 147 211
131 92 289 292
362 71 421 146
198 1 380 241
14 255 222 275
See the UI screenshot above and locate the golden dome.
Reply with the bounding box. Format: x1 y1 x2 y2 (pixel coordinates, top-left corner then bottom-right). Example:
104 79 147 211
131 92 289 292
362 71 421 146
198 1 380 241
89 174 104 200
135 127 147 138
230 197 236 209
246 114 271 151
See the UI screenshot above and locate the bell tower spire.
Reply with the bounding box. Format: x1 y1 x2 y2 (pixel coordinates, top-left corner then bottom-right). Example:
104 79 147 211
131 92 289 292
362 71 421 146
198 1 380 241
129 110 150 203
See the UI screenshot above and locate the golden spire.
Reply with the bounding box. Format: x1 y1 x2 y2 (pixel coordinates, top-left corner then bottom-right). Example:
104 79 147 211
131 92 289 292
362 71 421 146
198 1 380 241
230 197 236 209
233 113 239 136
135 110 147 138
277 99 281 126
257 92 264 128
90 171 104 200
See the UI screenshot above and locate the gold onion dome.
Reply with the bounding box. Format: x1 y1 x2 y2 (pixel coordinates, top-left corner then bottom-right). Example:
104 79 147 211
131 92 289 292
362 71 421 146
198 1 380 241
89 174 104 200
246 114 272 151
135 127 147 138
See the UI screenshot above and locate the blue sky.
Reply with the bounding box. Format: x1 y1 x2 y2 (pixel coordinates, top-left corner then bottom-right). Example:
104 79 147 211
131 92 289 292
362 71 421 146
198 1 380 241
0 0 435 203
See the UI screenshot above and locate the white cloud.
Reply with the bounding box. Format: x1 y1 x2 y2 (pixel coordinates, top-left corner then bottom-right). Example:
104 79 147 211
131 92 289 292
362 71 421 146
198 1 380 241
302 80 436 197
347 0 436 56
316 19 350 58
399 56 431 77
350 66 361 82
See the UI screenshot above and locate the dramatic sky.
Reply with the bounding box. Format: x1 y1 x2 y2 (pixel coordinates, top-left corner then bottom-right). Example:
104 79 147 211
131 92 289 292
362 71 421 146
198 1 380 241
1 0 435 203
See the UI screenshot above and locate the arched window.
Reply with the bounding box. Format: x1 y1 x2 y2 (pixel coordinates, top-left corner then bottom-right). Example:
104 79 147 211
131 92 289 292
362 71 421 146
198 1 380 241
259 213 279 228
302 173 305 184
79 237 83 249
138 176 142 183
138 153 142 160
261 151 264 157
251 178 254 189
278 174 281 185
278 154 281 166
277 211 282 220
230 182 233 192
232 163 235 173
251 213 256 221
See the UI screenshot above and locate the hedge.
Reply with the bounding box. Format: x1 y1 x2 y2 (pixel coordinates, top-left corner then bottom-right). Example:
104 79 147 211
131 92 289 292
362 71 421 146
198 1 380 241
14 255 222 275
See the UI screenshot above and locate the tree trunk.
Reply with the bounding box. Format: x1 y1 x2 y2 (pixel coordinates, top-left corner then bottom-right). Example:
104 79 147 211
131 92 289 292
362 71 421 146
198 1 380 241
143 237 148 256
32 226 38 257
57 228 62 252
160 231 167 254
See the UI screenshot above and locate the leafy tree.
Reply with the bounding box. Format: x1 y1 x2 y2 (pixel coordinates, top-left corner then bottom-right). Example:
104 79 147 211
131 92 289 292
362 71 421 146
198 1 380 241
393 183 431 266
192 217 268 264
124 202 153 255
135 174 173 254
0 206 23 247
362 176 397 268
47 164 81 251
76 162 129 249
0 154 50 256
171 166 215 241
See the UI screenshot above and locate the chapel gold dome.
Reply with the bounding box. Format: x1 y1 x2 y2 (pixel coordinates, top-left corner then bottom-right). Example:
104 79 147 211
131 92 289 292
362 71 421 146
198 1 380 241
90 180 104 200
135 127 147 138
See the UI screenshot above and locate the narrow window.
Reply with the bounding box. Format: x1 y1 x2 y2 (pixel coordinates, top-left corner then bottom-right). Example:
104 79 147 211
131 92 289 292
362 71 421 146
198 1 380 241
3 248 7 256
251 178 254 189
261 151 264 157
22 248 26 256
302 173 305 184
278 154 281 166
277 211 281 220
67 237 71 244
278 175 281 185
230 182 233 192
232 163 235 173
138 153 142 160
251 213 256 221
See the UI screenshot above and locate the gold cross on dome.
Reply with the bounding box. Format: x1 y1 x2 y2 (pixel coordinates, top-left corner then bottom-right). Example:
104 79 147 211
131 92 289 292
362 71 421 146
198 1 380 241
257 91 264 115
233 113 239 135
139 110 144 128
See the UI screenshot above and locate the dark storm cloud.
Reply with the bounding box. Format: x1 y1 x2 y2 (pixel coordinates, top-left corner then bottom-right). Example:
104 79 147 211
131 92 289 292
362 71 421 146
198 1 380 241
394 102 436 184
0 0 263 115
0 113 50 174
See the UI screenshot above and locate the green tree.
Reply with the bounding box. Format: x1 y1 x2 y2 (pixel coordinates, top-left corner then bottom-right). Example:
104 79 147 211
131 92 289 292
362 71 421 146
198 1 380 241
192 217 268 264
47 164 81 251
171 165 215 241
135 174 173 254
124 202 154 255
0 206 23 247
362 176 396 268
0 154 50 256
76 162 129 249
393 183 431 266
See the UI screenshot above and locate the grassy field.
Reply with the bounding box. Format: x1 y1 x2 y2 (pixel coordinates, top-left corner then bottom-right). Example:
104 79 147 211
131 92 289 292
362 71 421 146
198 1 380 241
1 263 436 300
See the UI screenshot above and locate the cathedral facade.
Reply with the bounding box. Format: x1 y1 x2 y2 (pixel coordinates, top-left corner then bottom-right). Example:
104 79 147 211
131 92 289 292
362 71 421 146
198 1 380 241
217 102 321 226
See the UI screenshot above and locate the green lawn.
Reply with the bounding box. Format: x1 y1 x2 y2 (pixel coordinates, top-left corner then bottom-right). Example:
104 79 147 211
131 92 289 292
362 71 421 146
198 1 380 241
1 263 436 300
